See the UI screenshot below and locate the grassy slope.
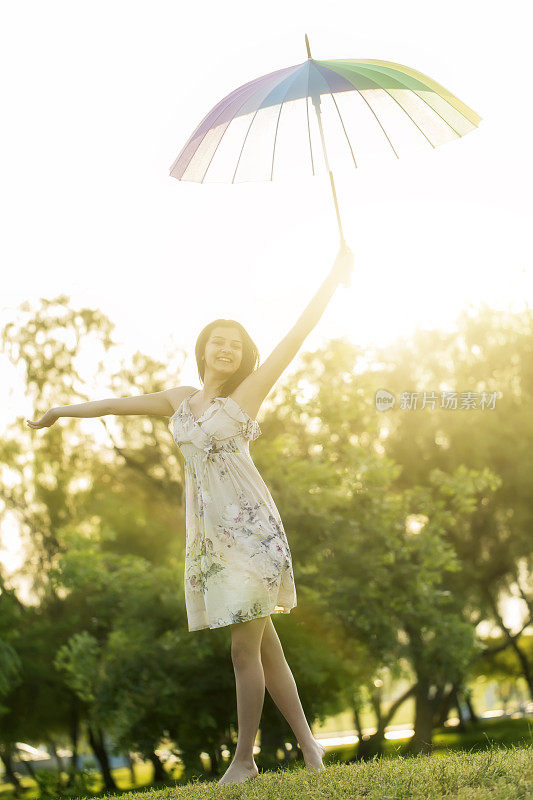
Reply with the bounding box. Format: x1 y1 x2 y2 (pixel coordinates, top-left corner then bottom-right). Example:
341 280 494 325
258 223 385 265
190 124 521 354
1 718 531 798
94 745 532 800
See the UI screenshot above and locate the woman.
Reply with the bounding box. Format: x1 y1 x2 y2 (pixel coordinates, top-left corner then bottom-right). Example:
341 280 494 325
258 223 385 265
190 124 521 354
27 243 354 786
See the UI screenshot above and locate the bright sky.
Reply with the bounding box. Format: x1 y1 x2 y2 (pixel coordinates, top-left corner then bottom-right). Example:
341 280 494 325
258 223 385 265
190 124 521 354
1 1 532 623
1 0 532 398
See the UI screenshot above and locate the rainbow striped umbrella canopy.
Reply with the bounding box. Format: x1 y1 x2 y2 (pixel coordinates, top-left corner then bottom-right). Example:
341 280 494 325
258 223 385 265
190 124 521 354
170 41 481 184
170 36 481 250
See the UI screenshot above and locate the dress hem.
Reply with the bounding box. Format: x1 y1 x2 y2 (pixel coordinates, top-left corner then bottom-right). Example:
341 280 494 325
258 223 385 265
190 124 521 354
188 603 296 632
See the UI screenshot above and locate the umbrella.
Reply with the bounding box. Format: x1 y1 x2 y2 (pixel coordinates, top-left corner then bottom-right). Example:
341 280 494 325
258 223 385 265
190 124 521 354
170 35 482 283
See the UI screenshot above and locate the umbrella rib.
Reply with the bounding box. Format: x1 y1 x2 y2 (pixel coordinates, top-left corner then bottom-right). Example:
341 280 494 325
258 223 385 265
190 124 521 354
330 92 358 168
357 63 464 137
370 85 436 150
201 65 302 183
177 80 272 180
270 69 306 181
312 60 400 160
231 68 301 183
351 85 400 159
313 65 358 169
198 94 252 183
318 62 435 155
174 64 302 179
361 71 458 142
199 97 254 182
333 63 461 147
334 59 481 125
231 106 263 184
412 89 463 136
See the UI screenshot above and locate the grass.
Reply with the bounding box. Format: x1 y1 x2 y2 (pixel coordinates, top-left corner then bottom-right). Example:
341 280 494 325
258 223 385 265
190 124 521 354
1 717 531 799
93 744 532 800
339 715 533 761
432 715 533 752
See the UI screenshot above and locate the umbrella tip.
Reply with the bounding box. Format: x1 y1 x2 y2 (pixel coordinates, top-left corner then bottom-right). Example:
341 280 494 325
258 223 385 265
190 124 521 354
305 33 312 59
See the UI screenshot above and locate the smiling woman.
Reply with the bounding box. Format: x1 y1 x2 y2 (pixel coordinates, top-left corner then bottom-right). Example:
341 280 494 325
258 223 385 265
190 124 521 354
167 316 298 634
192 318 259 414
25 242 354 785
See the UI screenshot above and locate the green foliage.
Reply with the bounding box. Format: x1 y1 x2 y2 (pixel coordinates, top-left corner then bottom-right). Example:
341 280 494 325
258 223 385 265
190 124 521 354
1 297 532 782
55 631 101 704
0 587 23 703
255 345 500 694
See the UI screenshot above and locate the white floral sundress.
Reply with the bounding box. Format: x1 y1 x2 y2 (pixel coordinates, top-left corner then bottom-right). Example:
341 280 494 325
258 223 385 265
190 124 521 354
168 390 297 632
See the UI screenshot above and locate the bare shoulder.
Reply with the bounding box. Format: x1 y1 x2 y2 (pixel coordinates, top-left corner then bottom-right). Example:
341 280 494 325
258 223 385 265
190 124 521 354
166 385 198 415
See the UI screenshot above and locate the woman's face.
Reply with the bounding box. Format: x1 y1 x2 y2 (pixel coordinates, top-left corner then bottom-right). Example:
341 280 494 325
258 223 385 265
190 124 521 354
203 326 243 377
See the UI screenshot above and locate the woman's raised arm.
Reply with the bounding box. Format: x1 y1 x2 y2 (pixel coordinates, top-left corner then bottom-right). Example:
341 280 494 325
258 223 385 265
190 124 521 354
26 385 195 430
232 242 354 420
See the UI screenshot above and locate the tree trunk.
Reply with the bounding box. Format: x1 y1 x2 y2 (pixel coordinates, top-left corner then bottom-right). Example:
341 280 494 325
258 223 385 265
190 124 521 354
87 723 118 793
149 750 167 783
451 688 468 731
258 723 276 765
407 679 434 754
350 683 416 762
257 719 289 768
434 681 466 730
66 692 80 786
355 730 384 760
434 685 453 728
19 757 37 780
0 744 22 794
463 688 479 723
125 751 136 786
355 683 386 761
48 737 65 773
281 741 294 763
508 640 533 699
208 747 221 775
47 738 66 792
352 702 363 744
487 590 533 699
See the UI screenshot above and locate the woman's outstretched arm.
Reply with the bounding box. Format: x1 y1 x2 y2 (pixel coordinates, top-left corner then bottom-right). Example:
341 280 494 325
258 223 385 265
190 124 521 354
233 241 354 420
26 385 196 430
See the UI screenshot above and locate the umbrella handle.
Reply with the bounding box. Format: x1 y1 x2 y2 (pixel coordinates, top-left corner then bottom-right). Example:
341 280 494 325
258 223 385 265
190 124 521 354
328 170 345 241
334 237 353 290
329 173 352 289
312 92 352 289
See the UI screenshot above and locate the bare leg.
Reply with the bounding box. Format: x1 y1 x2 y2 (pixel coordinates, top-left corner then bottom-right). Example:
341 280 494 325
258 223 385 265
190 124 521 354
260 616 326 772
217 615 268 786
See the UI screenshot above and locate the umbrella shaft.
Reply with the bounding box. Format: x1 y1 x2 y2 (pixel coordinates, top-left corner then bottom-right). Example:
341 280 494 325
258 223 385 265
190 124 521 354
312 97 345 244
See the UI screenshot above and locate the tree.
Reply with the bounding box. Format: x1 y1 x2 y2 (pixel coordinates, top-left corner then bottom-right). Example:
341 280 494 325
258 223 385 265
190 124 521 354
1 297 361 785
373 305 533 698
254 338 500 754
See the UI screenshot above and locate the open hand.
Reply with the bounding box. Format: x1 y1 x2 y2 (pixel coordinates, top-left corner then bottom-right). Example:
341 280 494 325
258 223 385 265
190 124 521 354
330 241 355 288
26 409 59 429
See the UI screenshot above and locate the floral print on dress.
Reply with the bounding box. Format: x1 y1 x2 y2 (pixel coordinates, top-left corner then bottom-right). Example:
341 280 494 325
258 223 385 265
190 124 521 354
185 532 226 594
215 492 292 588
168 393 297 631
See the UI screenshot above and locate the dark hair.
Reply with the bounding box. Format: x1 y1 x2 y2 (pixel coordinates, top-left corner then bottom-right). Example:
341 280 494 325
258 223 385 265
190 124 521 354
194 319 260 397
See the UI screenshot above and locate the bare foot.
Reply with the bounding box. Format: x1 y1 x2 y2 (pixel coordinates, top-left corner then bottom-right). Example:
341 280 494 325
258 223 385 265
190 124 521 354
301 738 327 773
217 758 259 786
